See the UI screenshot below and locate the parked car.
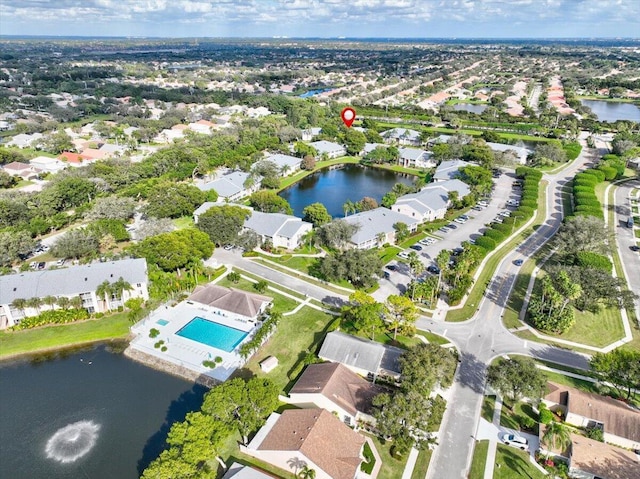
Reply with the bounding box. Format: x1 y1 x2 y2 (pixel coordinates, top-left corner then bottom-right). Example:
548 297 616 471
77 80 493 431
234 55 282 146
56 258 66 267
427 265 440 274
499 211 511 217
452 247 464 256
419 239 431 245
439 227 450 233
454 217 466 224
410 245 422 251
460 214 470 221
37 262 46 270
447 223 458 229
383 271 391 279
501 433 528 451
386 264 397 271
514 259 524 266
630 245 639 252
478 200 489 206
472 205 484 211
29 261 38 270
398 251 410 259
223 244 234 250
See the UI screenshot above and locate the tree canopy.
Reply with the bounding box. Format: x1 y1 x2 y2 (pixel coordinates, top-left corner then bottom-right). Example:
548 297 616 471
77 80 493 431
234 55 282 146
197 205 250 246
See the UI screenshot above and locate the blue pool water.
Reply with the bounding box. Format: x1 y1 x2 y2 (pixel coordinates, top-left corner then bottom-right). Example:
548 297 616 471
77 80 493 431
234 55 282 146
176 317 248 352
156 319 169 326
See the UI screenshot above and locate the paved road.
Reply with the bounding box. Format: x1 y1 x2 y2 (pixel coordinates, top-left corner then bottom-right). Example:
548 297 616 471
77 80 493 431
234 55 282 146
423 138 601 479
613 179 640 323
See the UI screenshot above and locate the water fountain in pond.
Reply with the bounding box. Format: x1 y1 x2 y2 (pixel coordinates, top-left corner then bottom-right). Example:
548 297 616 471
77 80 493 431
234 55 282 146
45 420 101 463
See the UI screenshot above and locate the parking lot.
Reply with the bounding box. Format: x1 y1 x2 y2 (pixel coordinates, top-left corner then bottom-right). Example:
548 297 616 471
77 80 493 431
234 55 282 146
378 171 518 296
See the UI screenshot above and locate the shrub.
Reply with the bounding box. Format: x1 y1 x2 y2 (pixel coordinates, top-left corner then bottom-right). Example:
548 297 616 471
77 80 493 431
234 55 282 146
581 169 605 182
475 237 496 251
215 356 223 363
520 200 538 209
492 223 513 234
154 340 165 349
149 328 160 338
202 360 216 368
539 403 554 425
586 427 604 442
161 346 168 352
12 308 89 331
485 229 506 242
94 312 105 319
227 271 241 283
598 166 618 181
518 415 536 431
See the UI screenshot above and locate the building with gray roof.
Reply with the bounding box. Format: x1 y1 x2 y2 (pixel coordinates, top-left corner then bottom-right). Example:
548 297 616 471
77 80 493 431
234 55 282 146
0 258 149 329
342 207 419 249
486 142 531 164
392 179 471 223
381 128 422 146
243 211 312 250
319 331 403 379
264 153 301 175
309 140 346 159
198 171 258 201
433 159 471 181
222 463 274 479
398 147 436 169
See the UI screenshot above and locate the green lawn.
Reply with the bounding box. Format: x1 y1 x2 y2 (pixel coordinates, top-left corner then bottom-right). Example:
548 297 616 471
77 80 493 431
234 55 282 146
468 441 489 479
252 258 353 295
364 434 410 479
410 449 432 479
172 216 195 229
380 245 402 264
233 306 335 392
482 395 496 422
419 331 449 345
502 256 535 329
216 275 300 315
494 444 546 479
499 401 538 434
446 181 547 322
0 312 132 359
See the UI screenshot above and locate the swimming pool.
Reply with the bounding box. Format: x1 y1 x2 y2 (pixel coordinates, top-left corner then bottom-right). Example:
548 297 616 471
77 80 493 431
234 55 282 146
175 317 249 353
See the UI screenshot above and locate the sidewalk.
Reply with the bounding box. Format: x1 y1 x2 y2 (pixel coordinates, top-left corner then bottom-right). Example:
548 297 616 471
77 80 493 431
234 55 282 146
482 396 502 479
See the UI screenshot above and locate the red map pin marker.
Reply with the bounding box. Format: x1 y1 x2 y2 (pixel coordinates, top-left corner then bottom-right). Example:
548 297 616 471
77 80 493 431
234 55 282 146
341 107 356 128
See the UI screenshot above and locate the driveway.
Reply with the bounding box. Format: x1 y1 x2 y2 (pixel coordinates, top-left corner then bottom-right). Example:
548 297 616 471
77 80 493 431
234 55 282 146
476 418 540 459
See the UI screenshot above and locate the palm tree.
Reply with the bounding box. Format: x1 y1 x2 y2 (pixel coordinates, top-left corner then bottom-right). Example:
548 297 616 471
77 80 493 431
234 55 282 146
26 297 42 315
408 252 425 301
69 296 83 310
280 164 291 177
96 281 112 311
542 421 572 453
376 232 386 246
343 199 355 217
10 298 27 316
298 465 316 479
111 277 132 302
42 295 57 311
57 296 71 310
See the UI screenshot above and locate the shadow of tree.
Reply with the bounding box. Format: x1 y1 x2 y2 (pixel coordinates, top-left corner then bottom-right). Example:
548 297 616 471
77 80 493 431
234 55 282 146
456 351 487 394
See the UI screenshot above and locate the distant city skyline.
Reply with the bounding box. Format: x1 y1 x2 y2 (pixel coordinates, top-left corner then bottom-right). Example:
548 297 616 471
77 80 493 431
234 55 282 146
1 0 638 39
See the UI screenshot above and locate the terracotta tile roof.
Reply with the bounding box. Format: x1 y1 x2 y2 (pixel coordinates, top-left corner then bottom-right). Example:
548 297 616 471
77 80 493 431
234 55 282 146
290 362 386 416
258 409 365 479
80 148 107 160
196 119 214 126
545 382 640 442
3 161 31 171
59 152 83 163
570 433 640 479
171 124 188 130
187 284 271 319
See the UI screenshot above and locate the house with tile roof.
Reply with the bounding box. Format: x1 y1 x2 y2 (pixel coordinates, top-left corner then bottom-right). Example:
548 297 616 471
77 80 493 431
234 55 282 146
286 362 386 426
391 179 471 223
29 156 67 174
0 258 149 329
243 211 312 250
5 132 43 148
242 408 366 479
319 331 404 380
2 161 40 180
543 381 640 450
342 207 419 249
187 284 272 324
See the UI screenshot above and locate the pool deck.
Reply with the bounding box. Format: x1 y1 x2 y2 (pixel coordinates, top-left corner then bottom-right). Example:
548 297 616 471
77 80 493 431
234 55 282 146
129 301 257 382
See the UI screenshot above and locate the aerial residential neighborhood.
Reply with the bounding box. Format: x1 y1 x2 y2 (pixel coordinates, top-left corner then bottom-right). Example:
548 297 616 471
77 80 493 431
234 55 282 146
1 3 639 479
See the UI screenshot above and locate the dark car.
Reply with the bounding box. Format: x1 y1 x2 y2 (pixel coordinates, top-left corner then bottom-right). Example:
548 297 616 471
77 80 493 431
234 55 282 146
427 265 440 274
452 247 464 256
386 264 396 271
37 262 46 270
630 245 640 252
383 271 391 279
410 245 422 251
447 223 457 229
514 259 524 266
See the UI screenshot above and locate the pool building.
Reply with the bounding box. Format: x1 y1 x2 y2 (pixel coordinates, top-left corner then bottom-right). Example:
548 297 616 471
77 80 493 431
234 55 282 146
129 284 272 382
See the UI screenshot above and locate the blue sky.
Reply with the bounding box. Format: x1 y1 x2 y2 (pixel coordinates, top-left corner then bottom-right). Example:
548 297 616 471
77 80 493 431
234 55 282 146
1 0 638 38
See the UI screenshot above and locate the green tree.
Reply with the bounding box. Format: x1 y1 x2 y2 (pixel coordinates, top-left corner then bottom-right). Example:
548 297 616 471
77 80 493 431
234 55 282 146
487 357 546 404
298 465 317 479
316 220 358 250
86 196 137 221
393 222 409 244
51 229 100 260
227 271 241 283
96 280 113 311
342 129 367 155
56 297 70 310
197 205 249 246
302 202 332 227
385 295 418 340
132 229 213 272
0 230 36 266
407 252 425 301
201 377 280 444
319 248 382 288
399 343 458 393
342 291 386 340
249 190 293 214
11 298 27 316
590 349 640 400
144 183 206 219
542 421 572 452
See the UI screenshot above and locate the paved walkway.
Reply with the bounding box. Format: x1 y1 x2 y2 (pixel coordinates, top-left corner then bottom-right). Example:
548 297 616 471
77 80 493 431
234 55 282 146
401 447 420 479
483 395 503 479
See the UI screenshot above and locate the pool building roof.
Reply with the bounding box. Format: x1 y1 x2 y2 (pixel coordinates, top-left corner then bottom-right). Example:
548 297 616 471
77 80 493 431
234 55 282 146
188 284 272 319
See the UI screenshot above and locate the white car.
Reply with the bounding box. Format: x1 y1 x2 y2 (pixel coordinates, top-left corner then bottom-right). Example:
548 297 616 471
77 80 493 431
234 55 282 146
501 433 529 451
478 201 489 206
398 251 410 259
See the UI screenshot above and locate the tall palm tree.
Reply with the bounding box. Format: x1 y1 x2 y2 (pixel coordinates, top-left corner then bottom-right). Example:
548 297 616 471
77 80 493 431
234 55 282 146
96 280 112 311
26 297 43 315
542 421 572 453
57 296 71 310
111 277 132 302
11 298 27 316
69 296 83 310
343 199 355 217
42 295 57 311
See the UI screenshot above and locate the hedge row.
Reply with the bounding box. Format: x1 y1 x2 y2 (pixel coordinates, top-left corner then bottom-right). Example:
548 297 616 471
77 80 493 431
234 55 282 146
11 308 90 331
572 169 605 219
